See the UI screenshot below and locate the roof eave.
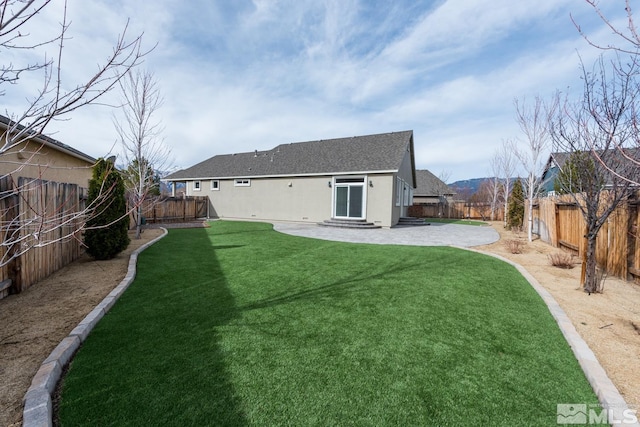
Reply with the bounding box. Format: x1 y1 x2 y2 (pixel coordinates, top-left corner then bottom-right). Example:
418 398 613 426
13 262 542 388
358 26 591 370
162 169 399 182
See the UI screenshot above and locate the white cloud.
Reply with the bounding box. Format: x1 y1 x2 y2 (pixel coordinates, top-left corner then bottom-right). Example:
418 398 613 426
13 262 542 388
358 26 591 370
1 0 635 182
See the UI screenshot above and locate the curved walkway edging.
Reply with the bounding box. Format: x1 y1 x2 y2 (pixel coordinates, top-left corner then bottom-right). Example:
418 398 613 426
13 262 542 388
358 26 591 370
22 228 169 427
463 247 639 427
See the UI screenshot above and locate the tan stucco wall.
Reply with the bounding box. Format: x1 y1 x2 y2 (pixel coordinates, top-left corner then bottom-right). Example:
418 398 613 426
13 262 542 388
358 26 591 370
391 148 416 225
0 140 94 187
364 174 394 227
397 147 415 185
194 176 334 224
188 172 398 227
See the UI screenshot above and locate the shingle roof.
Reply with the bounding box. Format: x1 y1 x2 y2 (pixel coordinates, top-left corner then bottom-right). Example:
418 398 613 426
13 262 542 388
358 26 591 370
0 114 96 163
414 169 455 196
545 149 640 188
166 130 414 180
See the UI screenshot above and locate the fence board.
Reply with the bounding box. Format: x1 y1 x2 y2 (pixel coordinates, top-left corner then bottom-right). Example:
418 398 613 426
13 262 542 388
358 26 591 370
0 176 86 295
130 196 208 224
409 202 504 221
532 193 640 283
629 204 640 279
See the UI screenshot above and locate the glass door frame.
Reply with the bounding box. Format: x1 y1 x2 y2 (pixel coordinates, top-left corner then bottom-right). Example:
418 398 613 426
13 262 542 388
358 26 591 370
331 175 367 220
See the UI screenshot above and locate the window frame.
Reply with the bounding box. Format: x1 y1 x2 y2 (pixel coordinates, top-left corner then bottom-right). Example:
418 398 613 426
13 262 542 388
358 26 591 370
193 180 201 191
234 179 251 187
211 180 220 191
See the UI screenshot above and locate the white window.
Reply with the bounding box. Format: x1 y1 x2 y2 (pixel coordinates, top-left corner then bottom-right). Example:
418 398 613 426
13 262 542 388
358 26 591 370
211 180 220 191
234 179 250 187
403 183 410 205
194 180 201 191
396 177 402 206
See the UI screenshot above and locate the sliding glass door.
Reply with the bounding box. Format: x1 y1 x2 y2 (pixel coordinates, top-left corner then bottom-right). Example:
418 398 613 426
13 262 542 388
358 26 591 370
334 177 365 219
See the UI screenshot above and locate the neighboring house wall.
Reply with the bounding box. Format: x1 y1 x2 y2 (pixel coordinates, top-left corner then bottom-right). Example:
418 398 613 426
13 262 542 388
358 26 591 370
0 140 94 187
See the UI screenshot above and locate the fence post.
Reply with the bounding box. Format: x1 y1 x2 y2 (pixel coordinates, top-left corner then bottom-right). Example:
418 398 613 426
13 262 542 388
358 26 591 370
4 176 22 293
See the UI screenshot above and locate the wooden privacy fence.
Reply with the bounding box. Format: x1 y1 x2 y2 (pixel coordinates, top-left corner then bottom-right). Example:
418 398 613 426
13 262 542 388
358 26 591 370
532 193 640 282
131 196 208 224
0 176 86 295
409 202 504 221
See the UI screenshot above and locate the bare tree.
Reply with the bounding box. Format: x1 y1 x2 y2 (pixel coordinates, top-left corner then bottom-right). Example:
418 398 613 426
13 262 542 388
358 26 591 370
115 69 171 239
487 150 504 221
437 170 452 184
573 1 640 55
514 96 557 242
496 140 517 228
468 179 495 221
0 0 149 269
1 1 148 153
549 56 640 293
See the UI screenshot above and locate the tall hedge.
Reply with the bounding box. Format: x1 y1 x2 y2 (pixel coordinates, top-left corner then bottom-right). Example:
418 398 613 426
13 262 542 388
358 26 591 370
84 158 130 260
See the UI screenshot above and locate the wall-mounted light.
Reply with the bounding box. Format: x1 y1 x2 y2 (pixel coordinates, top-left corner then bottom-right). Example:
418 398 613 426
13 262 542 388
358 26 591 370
369 180 373 187
288 181 292 187
328 181 332 188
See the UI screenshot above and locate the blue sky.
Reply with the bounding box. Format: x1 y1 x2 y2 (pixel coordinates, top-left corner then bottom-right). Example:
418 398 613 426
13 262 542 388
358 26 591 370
3 0 630 182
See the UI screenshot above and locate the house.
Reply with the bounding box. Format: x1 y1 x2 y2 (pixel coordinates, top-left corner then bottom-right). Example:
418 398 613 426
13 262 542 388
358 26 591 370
0 114 96 188
541 149 640 196
0 114 97 296
540 152 569 195
412 169 455 205
164 131 417 228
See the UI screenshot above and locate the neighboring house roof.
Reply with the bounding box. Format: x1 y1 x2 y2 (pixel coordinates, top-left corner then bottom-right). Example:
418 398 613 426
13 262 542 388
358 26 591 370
542 149 640 191
166 130 414 180
0 114 96 163
414 169 455 197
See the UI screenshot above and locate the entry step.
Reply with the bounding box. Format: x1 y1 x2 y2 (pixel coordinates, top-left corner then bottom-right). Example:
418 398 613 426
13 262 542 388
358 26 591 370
318 218 381 229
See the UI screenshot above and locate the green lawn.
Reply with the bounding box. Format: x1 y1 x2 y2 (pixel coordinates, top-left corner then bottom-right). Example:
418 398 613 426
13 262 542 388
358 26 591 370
58 221 600 426
424 217 488 226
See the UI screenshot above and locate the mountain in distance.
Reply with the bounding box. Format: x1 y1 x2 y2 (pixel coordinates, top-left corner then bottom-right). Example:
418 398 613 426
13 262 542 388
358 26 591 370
448 178 489 195
448 177 522 198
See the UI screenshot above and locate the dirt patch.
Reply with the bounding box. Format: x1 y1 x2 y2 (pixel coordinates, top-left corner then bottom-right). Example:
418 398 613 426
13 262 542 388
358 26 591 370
476 222 640 410
1 221 638 426
0 228 164 427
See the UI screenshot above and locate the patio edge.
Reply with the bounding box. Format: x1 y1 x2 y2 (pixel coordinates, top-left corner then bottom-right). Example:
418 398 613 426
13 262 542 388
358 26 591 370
22 228 169 427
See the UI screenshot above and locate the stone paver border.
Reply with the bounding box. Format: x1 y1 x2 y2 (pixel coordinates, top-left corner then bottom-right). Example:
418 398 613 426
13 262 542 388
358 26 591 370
22 228 168 427
466 247 640 427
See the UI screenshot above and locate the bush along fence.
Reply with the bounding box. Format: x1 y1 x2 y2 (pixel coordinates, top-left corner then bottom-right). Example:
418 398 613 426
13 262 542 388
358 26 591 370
129 196 208 224
0 176 86 296
532 193 640 283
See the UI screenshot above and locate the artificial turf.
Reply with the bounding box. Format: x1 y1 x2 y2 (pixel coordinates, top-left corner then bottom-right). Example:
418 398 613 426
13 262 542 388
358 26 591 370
423 218 488 226
57 221 601 426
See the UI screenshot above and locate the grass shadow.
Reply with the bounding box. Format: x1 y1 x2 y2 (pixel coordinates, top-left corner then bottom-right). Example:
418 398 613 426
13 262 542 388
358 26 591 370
57 227 248 426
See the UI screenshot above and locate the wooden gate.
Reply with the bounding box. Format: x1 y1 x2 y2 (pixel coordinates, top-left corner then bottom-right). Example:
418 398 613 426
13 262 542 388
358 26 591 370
555 203 582 254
